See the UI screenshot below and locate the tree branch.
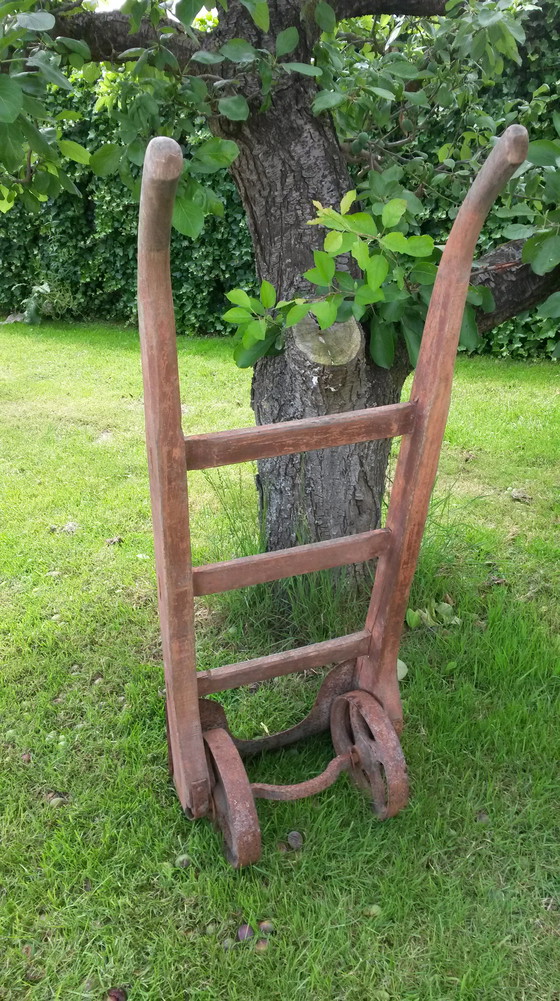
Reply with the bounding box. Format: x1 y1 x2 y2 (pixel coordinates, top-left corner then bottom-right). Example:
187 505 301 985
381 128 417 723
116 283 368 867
50 10 202 68
334 0 446 20
472 240 560 334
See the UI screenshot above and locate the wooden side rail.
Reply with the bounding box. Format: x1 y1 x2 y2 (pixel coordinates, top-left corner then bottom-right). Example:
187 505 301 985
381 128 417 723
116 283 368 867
192 528 390 596
185 401 416 470
197 630 371 695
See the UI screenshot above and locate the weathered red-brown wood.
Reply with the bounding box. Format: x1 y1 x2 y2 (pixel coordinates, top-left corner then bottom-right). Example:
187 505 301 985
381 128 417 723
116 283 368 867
138 125 529 863
196 630 371 696
137 137 210 818
192 528 390 595
354 125 529 728
185 401 416 469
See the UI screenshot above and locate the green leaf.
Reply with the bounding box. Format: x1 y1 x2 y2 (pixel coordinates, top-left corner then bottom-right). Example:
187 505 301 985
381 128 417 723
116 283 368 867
240 0 269 31
344 212 377 237
55 36 91 60
537 291 560 319
57 168 80 196
59 139 90 164
172 195 205 239
126 138 145 166
18 117 57 159
220 38 258 63
366 255 389 290
82 63 101 83
176 0 202 27
410 261 437 285
502 223 535 240
376 231 412 254
218 95 250 121
89 144 122 177
405 608 422 629
312 90 345 114
260 279 276 308
355 284 384 306
385 58 420 79
233 329 277 367
314 1 336 33
404 235 433 258
459 305 479 351
285 302 310 326
243 317 267 341
310 299 338 330
16 10 55 30
0 77 23 124
335 271 356 293
401 322 421 366
276 27 299 57
351 239 369 270
0 122 23 172
369 320 395 368
340 189 356 215
118 47 146 60
190 50 225 65
477 286 495 313
28 53 73 91
308 250 335 285
529 235 560 276
21 95 50 120
191 138 239 173
324 230 343 253
223 306 253 323
226 289 254 310
282 62 322 77
526 140 560 168
382 198 407 228
370 87 395 101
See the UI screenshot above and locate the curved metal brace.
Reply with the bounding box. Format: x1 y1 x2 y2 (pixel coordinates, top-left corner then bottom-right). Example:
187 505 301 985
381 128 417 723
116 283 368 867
198 659 357 755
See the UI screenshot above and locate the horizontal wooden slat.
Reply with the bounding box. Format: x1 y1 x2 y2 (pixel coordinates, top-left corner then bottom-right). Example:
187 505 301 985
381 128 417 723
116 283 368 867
192 528 390 596
197 630 370 696
185 401 416 470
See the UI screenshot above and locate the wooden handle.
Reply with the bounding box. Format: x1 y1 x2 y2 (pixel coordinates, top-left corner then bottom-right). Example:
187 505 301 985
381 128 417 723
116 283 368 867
137 137 211 818
461 124 528 226
138 136 183 255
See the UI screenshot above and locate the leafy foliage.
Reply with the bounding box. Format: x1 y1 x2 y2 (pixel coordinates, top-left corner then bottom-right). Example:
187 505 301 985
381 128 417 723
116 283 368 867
0 0 558 359
0 79 255 332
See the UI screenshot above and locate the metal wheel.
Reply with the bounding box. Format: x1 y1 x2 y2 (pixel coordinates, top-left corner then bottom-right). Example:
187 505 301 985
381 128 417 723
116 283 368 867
203 728 261 868
330 690 409 819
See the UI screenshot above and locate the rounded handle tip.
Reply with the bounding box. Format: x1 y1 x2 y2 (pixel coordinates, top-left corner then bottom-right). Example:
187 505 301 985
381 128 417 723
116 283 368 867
144 136 183 182
502 124 529 167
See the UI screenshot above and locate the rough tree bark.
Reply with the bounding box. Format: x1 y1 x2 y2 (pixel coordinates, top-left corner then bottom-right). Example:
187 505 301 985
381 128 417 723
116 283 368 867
51 0 560 560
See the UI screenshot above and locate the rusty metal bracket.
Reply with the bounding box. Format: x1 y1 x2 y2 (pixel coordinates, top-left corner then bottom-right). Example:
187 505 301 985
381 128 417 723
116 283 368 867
251 751 357 801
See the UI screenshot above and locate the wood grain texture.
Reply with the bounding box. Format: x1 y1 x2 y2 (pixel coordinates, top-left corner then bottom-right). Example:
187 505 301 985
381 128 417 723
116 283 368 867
192 529 391 595
185 401 416 470
197 630 371 696
355 125 529 728
138 137 210 818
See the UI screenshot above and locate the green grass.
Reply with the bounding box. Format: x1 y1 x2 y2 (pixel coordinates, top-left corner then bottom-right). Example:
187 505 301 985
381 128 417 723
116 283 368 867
1 322 559 1001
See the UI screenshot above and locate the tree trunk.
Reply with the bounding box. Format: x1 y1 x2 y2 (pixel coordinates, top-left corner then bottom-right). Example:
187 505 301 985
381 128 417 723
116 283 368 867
253 320 409 551
215 80 410 554
60 4 560 562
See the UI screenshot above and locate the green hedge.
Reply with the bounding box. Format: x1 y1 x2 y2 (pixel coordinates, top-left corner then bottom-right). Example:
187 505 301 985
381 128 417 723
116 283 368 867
0 163 256 334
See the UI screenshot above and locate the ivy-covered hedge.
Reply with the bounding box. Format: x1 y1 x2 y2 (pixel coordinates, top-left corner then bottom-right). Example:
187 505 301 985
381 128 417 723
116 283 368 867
0 163 256 334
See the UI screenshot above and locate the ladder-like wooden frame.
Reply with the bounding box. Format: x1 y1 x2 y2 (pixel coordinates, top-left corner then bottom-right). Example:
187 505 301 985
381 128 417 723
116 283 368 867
137 126 528 866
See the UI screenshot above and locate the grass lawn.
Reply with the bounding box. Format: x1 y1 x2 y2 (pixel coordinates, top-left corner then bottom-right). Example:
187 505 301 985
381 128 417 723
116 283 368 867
1 322 559 1001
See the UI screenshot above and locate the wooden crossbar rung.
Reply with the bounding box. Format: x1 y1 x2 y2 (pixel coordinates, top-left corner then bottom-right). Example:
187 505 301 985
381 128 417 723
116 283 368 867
197 629 370 695
192 528 390 597
185 401 416 470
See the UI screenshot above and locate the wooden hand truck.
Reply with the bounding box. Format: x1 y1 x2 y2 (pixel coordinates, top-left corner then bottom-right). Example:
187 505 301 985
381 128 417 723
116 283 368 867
137 125 528 867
